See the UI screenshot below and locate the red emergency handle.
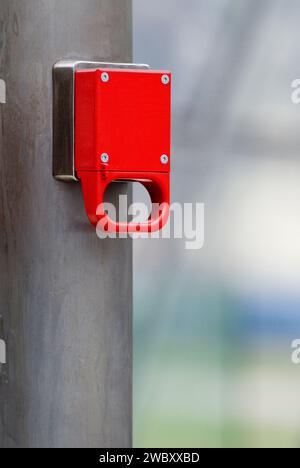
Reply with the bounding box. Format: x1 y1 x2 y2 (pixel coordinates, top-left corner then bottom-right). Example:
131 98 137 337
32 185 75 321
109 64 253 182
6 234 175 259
77 171 170 233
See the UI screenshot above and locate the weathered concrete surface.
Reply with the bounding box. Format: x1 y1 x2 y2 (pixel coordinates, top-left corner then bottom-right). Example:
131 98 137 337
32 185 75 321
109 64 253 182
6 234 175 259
0 0 132 448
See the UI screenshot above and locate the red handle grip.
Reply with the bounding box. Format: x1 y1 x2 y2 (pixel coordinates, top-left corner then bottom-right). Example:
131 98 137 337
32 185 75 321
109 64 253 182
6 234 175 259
78 171 170 233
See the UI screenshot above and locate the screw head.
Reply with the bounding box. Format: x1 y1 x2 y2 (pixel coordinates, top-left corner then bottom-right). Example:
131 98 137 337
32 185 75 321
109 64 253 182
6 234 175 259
101 153 109 163
101 72 109 83
161 74 170 85
160 154 169 165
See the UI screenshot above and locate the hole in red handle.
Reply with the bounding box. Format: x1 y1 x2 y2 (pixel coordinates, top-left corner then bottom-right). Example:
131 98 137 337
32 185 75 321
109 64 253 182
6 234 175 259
104 181 153 223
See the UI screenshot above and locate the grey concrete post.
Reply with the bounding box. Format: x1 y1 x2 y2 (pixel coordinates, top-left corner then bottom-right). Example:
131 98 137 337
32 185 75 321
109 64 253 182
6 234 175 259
0 0 132 448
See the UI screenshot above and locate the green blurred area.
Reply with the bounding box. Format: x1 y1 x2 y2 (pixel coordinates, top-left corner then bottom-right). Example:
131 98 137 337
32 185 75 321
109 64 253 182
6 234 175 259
135 417 299 449
133 282 300 448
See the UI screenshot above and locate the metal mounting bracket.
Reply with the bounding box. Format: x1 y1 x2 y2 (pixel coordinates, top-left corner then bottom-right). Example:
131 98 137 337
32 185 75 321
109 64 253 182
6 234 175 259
53 60 150 182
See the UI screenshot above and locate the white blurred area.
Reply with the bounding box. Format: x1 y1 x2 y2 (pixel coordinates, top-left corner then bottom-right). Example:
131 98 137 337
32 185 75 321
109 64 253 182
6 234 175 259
211 159 300 297
133 0 300 447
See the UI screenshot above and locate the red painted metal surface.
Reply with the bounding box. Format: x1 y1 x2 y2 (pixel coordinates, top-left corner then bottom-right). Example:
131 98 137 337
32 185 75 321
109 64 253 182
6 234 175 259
75 67 171 232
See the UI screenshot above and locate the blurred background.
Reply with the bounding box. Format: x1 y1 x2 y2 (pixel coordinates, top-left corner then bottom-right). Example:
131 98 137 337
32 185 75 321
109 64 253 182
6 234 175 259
133 0 300 448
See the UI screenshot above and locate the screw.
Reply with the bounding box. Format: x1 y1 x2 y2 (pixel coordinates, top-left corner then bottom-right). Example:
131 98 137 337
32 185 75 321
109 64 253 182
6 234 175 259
101 153 109 163
161 74 170 85
160 154 169 165
101 72 109 83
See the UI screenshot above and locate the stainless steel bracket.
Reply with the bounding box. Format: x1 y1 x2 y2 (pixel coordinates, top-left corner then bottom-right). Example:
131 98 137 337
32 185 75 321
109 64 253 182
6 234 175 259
53 60 150 182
